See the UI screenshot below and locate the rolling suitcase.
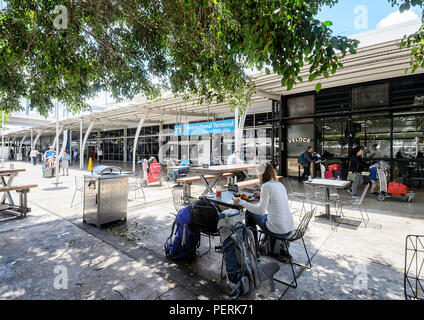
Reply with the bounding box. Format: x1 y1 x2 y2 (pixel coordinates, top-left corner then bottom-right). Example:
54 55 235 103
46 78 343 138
44 166 55 178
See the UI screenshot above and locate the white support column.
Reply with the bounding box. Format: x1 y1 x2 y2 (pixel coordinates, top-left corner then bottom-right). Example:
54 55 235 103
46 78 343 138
123 127 127 163
234 105 249 154
79 119 83 166
69 130 72 163
53 125 65 147
80 121 95 169
158 122 163 163
30 129 33 148
96 131 101 162
1 112 4 167
60 130 68 155
133 111 150 173
33 130 43 149
19 134 28 157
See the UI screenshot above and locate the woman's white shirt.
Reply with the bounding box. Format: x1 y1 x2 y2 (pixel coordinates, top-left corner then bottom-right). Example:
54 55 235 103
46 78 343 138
240 181 294 235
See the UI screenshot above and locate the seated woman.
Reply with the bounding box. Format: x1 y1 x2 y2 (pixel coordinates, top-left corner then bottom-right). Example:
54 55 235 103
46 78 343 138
234 162 294 256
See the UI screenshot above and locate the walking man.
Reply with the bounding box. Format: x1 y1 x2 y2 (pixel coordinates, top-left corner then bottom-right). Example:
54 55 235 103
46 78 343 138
299 146 314 182
30 147 38 165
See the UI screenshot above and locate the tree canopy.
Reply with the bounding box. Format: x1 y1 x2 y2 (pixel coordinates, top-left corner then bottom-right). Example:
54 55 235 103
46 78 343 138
0 0 423 116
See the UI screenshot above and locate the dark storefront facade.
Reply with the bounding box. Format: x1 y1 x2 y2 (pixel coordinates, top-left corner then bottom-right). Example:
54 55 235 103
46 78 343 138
271 73 424 187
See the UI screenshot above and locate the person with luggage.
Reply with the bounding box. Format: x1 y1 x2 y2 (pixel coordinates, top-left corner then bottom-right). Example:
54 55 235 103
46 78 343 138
30 147 39 166
59 150 70 176
348 146 369 199
44 146 57 168
298 146 315 182
233 162 294 261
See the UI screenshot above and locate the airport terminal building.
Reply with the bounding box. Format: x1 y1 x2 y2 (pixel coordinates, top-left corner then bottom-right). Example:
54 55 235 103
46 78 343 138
4 22 424 185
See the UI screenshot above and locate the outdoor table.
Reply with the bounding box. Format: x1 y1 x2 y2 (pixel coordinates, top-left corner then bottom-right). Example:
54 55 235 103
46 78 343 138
304 178 351 217
190 164 258 195
203 189 258 211
0 169 26 205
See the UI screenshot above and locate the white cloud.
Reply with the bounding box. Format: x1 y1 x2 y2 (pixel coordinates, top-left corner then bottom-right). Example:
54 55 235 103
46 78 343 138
377 10 420 29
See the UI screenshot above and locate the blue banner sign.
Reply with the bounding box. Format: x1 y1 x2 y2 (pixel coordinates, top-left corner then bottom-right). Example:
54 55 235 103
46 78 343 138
174 119 235 136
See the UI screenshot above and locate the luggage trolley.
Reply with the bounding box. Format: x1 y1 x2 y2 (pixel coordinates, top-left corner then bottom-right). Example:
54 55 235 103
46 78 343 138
140 157 162 186
375 161 415 203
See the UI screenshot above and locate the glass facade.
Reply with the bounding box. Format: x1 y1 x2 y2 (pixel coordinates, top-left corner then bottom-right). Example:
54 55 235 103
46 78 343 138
276 73 424 186
78 112 274 166
161 113 274 165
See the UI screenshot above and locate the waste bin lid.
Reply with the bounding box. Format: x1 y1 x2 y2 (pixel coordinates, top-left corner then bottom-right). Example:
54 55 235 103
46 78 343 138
92 165 122 175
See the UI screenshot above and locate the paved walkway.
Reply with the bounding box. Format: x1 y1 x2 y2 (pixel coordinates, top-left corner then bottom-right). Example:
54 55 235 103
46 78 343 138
0 160 423 300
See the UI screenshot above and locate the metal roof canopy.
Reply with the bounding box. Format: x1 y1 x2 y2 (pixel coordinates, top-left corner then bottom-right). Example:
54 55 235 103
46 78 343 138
6 39 422 140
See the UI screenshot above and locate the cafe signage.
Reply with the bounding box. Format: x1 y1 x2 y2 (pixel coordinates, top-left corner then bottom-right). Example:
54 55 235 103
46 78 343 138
288 137 312 143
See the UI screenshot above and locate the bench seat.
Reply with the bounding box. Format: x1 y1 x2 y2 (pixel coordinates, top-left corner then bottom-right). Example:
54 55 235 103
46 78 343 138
0 184 38 193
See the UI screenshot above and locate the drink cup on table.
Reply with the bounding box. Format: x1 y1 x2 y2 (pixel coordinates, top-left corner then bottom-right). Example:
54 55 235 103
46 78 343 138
216 185 222 198
233 193 241 205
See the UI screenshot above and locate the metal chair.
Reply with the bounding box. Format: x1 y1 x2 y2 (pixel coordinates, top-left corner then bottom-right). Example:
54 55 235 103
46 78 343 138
171 185 188 213
338 183 370 227
282 177 307 217
404 235 424 300
304 184 341 229
70 176 83 207
191 197 221 258
128 170 146 203
264 209 315 289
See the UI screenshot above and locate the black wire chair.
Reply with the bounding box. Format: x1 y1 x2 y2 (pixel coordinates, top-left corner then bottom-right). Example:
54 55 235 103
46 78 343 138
258 208 315 289
190 197 221 258
404 235 424 300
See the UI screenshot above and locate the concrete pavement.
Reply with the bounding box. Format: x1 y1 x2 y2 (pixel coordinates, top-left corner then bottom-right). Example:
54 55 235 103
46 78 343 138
0 159 423 300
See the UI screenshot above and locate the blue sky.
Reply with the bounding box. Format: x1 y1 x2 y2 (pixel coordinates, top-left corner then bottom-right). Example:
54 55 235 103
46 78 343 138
315 0 422 36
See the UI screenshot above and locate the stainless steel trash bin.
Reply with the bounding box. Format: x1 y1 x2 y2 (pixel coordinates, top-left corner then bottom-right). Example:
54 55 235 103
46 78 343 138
83 166 128 228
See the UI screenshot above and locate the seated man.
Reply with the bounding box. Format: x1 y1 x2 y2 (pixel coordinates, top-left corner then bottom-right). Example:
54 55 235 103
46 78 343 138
227 151 246 182
173 154 190 182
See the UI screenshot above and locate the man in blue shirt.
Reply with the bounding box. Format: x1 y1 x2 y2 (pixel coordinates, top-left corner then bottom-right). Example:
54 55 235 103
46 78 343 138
44 146 57 168
173 154 190 182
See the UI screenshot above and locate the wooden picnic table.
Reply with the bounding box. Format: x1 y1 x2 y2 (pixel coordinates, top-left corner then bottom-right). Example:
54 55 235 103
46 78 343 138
189 164 258 195
0 168 37 217
304 178 351 217
0 169 26 205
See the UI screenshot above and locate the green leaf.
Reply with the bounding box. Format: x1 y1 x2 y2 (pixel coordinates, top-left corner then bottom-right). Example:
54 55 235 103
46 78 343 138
315 83 322 92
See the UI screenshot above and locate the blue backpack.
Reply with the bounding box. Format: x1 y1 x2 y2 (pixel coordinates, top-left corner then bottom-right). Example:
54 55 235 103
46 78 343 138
165 205 200 262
